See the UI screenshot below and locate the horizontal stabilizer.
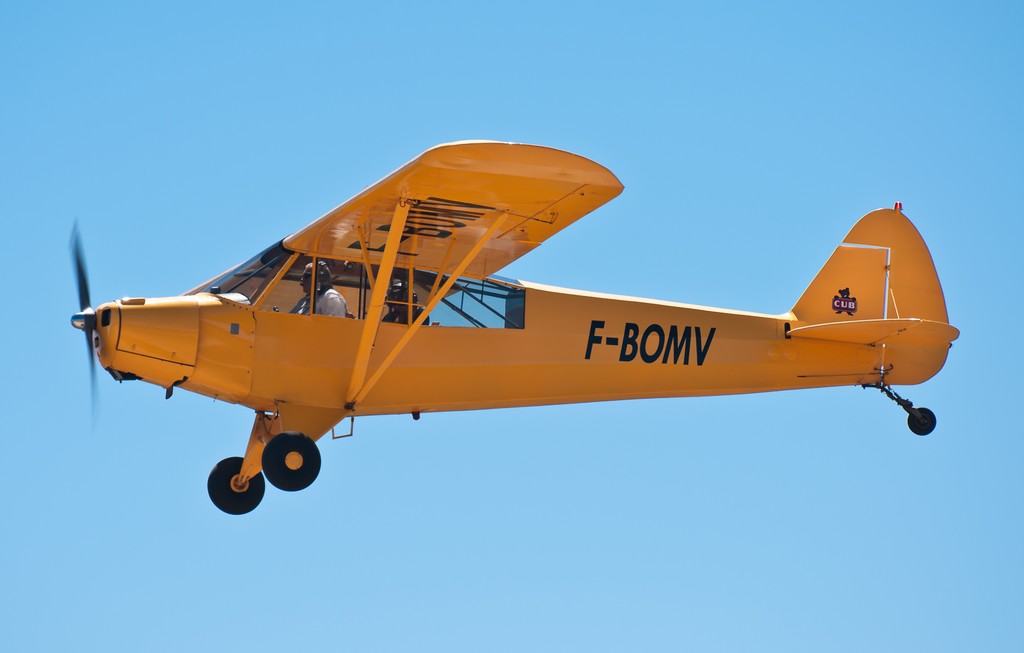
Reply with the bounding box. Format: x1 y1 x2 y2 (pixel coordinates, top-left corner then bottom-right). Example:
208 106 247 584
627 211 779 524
788 319 960 346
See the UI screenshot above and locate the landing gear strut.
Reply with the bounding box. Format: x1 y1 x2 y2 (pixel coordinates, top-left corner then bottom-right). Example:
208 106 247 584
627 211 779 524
861 381 937 436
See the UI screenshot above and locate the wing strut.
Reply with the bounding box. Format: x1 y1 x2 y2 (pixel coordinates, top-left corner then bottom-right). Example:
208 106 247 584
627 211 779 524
346 213 509 410
344 198 411 408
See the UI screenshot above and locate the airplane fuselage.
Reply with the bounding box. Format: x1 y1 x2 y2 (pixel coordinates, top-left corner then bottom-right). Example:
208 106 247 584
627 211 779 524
93 278 943 440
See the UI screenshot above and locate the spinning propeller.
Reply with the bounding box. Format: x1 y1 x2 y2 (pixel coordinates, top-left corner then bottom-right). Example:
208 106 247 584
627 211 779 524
70 224 98 407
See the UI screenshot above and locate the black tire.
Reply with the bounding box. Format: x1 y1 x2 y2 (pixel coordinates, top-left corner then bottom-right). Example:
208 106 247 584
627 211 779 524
262 431 321 492
907 407 937 436
208 456 265 515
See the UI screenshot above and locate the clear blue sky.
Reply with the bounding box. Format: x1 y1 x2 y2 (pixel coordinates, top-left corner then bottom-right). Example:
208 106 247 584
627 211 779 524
3 1 1022 651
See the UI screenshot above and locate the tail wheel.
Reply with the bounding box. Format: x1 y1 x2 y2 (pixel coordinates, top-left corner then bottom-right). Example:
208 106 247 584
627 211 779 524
862 381 939 436
208 456 265 515
262 431 321 492
907 407 937 436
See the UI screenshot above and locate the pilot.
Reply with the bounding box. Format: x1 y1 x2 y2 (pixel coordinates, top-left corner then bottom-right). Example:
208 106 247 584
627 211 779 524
292 261 350 317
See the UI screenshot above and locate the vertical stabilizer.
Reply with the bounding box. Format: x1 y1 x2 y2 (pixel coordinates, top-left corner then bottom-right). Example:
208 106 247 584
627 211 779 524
791 207 949 325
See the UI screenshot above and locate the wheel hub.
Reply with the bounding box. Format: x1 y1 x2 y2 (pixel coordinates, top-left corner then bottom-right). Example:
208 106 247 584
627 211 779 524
230 474 250 493
285 451 304 471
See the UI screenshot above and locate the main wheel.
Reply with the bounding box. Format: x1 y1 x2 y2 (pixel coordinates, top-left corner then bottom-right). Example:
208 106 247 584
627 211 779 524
262 431 321 492
907 407 937 436
208 456 265 515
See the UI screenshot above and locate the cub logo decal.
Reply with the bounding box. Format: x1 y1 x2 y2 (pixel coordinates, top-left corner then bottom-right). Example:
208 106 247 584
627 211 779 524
832 288 858 315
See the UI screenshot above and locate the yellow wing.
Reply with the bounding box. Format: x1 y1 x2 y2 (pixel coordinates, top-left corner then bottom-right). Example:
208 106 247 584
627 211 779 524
283 141 624 278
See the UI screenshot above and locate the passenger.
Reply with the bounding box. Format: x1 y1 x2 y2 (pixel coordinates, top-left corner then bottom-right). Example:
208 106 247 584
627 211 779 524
382 278 424 324
292 261 350 317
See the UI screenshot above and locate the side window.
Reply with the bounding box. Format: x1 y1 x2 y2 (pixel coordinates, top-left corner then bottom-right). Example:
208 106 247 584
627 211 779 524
320 259 361 318
257 256 363 318
426 274 525 328
382 267 425 326
370 268 525 328
257 254 312 314
251 257 524 326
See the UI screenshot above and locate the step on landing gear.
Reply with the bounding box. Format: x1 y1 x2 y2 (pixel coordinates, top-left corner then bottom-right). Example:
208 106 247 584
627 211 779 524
861 381 937 436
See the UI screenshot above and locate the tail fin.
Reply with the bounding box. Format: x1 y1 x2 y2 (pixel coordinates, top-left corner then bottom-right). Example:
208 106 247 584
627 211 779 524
789 206 957 385
791 206 950 325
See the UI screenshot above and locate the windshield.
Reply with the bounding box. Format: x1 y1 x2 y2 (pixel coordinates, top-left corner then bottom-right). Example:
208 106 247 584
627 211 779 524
186 241 291 303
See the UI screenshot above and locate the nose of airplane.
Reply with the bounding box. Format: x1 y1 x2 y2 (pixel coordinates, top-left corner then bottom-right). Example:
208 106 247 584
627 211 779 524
103 296 200 388
70 228 192 394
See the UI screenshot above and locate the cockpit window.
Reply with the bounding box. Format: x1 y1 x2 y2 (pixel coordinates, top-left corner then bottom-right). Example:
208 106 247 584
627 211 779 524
188 244 525 328
418 272 525 328
256 256 362 318
372 268 524 328
187 241 289 304
263 254 313 314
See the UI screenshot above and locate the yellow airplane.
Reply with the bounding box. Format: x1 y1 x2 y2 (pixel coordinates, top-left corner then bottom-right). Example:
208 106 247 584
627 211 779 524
70 141 959 514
